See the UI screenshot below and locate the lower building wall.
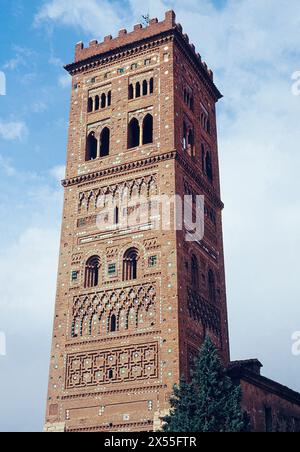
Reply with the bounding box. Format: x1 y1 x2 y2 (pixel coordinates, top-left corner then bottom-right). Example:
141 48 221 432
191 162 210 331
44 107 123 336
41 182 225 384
240 379 300 432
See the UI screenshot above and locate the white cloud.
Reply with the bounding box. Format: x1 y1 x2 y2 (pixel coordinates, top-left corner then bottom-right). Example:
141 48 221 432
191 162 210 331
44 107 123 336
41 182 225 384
35 0 126 36
3 46 35 71
0 120 28 141
58 73 71 88
50 164 66 182
0 155 17 176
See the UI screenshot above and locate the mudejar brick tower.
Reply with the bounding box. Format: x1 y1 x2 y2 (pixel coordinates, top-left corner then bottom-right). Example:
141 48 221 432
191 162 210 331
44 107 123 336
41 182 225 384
45 10 230 432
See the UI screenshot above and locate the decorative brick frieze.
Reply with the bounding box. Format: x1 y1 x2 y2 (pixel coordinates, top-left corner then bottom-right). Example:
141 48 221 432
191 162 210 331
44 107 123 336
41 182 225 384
65 342 159 389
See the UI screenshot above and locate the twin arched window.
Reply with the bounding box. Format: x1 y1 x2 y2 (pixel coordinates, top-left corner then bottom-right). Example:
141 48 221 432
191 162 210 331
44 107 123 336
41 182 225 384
123 248 139 281
86 127 110 161
128 114 153 149
84 256 101 288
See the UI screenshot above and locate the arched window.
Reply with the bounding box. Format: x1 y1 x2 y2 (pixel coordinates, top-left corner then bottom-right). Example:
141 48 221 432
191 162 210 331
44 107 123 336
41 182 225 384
109 314 117 332
143 80 148 96
101 93 106 109
100 127 110 157
136 81 141 98
86 132 98 161
128 118 140 149
84 256 101 288
142 114 153 145
88 97 93 113
149 78 154 94
107 91 112 107
129 84 134 100
205 151 213 183
123 248 139 281
208 269 216 304
95 95 100 111
191 255 199 289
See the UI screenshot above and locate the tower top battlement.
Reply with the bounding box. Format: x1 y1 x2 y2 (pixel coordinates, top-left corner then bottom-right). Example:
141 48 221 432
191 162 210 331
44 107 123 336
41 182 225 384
71 10 214 81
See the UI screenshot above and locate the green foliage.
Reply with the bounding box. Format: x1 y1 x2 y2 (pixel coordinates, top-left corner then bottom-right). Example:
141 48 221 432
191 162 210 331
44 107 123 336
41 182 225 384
162 337 247 433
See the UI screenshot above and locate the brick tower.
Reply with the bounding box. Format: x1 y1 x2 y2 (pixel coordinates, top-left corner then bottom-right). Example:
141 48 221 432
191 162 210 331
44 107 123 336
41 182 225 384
45 10 230 433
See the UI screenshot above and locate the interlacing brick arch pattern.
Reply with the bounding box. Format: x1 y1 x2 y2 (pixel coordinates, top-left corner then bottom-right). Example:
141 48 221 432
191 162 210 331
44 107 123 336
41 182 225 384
78 175 158 213
71 283 157 339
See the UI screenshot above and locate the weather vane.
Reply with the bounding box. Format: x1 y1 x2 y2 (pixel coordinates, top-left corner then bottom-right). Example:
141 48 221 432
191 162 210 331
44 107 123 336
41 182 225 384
142 13 150 27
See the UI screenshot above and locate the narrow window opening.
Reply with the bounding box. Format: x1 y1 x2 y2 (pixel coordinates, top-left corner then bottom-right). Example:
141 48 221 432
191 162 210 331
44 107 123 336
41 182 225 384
101 93 106 109
142 114 153 145
136 82 141 98
149 78 154 94
128 118 140 149
107 91 111 107
88 97 93 113
86 132 98 161
183 121 187 150
110 314 117 332
129 84 134 100
95 95 100 111
205 152 213 183
114 206 119 225
143 80 148 96
100 127 110 157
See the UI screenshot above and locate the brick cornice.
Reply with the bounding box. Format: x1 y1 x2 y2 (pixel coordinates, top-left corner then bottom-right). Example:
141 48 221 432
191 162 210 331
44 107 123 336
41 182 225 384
65 28 222 102
65 31 173 75
67 420 153 432
62 384 166 401
62 150 224 210
62 151 176 187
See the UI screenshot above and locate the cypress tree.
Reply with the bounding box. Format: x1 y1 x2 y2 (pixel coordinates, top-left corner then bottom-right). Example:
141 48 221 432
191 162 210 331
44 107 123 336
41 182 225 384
162 337 246 432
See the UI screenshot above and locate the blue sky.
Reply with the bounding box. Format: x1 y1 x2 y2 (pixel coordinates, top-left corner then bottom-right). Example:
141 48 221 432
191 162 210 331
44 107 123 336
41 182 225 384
1 0 300 432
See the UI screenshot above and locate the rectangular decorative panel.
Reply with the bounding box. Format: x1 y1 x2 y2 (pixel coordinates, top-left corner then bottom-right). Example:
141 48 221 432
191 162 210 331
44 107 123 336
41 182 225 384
66 343 158 389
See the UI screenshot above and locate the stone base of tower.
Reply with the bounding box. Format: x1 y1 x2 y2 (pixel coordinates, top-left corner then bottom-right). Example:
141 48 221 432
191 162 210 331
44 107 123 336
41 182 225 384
44 422 66 433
